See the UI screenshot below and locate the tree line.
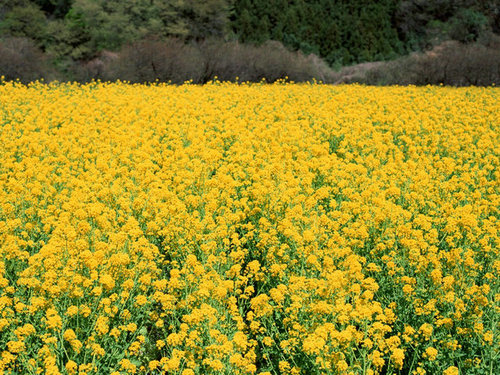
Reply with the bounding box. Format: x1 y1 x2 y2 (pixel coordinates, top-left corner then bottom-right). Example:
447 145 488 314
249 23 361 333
0 0 499 84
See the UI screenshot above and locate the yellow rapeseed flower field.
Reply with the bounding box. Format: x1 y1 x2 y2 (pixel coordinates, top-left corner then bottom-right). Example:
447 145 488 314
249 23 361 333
0 81 498 375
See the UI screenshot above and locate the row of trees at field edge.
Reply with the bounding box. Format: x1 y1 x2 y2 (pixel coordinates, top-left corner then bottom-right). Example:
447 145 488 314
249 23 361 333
0 0 499 83
2 0 499 64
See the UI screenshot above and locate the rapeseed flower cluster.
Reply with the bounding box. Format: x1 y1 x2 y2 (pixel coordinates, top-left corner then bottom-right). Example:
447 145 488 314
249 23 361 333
0 81 498 374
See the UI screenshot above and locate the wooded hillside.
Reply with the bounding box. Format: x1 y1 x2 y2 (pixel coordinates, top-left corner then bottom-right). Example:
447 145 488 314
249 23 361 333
1 0 499 83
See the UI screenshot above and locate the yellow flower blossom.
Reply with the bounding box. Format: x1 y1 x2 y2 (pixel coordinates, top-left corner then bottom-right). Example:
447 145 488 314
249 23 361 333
0 82 497 374
443 366 459 375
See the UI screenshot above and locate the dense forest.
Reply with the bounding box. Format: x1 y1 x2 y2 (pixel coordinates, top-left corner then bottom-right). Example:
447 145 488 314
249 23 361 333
1 0 499 84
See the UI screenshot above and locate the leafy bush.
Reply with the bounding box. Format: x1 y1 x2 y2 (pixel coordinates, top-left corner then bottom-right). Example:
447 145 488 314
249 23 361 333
448 8 490 43
0 3 47 46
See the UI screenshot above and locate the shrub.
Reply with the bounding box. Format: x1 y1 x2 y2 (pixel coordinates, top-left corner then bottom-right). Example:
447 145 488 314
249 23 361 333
101 38 332 84
103 38 204 84
195 39 331 83
69 51 119 83
353 40 500 86
0 37 49 82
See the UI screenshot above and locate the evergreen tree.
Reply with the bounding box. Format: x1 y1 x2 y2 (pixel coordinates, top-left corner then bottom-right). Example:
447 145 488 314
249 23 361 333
0 0 498 68
44 8 93 60
182 0 233 40
32 0 73 18
0 2 47 46
234 8 254 43
68 0 189 52
231 0 404 65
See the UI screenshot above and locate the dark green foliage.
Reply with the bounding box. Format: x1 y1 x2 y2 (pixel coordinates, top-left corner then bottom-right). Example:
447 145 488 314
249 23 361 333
43 10 93 61
32 0 73 18
231 0 498 65
182 0 233 40
0 0 498 82
448 8 490 43
395 0 498 49
231 0 403 65
1 0 233 58
0 3 47 45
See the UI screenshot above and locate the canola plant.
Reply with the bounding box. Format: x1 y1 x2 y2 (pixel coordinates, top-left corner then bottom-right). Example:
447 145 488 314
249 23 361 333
0 81 498 375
